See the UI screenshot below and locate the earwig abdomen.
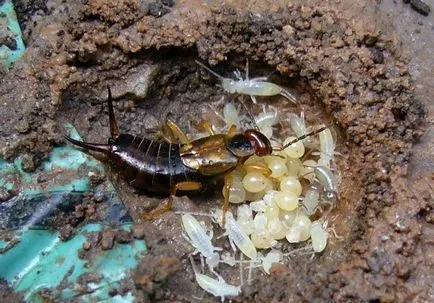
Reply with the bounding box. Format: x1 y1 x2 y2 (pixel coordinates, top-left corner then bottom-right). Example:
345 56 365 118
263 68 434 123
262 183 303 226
109 134 202 193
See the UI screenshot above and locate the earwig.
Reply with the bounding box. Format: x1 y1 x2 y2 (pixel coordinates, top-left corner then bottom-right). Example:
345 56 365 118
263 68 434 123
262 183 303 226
65 87 324 220
196 60 297 104
64 87 276 220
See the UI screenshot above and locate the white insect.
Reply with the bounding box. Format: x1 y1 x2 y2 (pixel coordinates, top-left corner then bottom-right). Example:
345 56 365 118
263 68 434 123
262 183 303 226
301 184 320 215
318 128 335 168
236 204 254 235
223 102 242 129
310 220 329 253
262 250 283 274
196 60 297 104
256 105 280 127
189 255 241 302
255 105 280 139
314 165 338 202
214 210 258 260
225 211 258 260
181 214 222 268
289 112 315 148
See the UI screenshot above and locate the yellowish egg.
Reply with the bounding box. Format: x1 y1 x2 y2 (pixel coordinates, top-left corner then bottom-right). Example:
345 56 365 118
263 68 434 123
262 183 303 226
251 231 272 249
279 209 297 228
268 158 288 179
242 172 268 193
283 136 305 158
286 215 312 243
299 160 316 181
279 176 302 196
274 191 298 211
286 157 302 176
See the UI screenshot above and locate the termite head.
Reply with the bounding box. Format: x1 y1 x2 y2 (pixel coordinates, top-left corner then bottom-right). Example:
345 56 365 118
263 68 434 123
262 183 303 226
222 79 237 93
323 190 338 203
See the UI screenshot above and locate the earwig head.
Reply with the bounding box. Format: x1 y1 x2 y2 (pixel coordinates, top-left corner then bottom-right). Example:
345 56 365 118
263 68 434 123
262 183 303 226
226 134 256 158
244 129 272 156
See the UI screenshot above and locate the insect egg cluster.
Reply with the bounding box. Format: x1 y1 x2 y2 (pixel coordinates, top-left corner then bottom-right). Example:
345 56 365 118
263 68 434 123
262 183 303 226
227 111 340 254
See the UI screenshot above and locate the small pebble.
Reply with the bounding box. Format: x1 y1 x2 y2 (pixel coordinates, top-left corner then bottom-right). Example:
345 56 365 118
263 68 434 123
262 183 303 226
101 230 115 250
132 224 146 239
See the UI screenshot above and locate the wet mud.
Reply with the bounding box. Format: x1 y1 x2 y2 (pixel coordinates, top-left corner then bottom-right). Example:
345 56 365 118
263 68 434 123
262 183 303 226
1 0 432 302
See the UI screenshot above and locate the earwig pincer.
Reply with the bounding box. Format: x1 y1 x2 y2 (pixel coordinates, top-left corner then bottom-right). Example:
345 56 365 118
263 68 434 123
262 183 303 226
196 60 297 104
65 87 279 220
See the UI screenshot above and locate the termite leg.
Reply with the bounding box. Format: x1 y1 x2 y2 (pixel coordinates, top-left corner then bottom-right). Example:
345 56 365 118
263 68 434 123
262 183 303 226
165 117 190 145
239 96 260 131
250 95 258 104
249 77 268 81
243 164 272 177
143 181 202 220
233 69 243 80
222 174 233 226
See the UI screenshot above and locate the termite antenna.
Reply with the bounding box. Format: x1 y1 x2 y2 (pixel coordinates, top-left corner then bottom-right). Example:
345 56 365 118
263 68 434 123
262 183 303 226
273 126 329 151
195 60 225 81
238 96 260 131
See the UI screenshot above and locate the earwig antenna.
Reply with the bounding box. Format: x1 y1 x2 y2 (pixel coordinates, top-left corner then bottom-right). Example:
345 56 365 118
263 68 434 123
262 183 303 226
273 126 328 151
195 60 225 81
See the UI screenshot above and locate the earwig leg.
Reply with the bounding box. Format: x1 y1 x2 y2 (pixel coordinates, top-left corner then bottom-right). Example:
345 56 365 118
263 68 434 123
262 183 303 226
143 181 202 220
227 124 238 137
153 126 173 143
243 164 272 177
165 117 190 145
222 174 233 226
197 120 215 136
107 86 120 139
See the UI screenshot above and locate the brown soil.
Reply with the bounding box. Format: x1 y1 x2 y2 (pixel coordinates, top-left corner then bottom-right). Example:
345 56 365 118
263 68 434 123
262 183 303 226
1 0 432 302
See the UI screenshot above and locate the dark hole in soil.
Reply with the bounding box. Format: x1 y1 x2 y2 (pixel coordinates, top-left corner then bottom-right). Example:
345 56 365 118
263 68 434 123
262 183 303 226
392 107 408 121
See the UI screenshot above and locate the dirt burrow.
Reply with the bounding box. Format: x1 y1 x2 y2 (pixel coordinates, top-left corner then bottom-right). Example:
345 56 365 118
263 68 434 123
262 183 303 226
0 0 431 302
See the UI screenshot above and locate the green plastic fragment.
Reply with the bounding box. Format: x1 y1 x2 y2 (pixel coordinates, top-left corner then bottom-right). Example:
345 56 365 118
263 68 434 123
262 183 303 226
0 224 146 302
0 1 26 70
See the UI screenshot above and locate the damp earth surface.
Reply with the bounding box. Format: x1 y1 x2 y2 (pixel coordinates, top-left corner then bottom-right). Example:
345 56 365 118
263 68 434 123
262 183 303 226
0 0 433 302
